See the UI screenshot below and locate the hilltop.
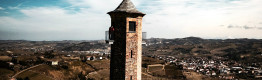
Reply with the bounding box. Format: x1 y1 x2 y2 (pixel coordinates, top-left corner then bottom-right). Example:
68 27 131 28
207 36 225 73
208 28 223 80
0 37 262 79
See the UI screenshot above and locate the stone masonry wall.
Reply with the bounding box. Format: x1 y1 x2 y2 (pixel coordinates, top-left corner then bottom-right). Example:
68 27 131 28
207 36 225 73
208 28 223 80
110 13 127 80
125 17 143 80
109 13 144 80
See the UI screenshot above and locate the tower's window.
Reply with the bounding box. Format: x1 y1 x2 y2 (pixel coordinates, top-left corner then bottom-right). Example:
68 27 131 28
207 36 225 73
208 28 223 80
129 21 136 32
131 50 133 58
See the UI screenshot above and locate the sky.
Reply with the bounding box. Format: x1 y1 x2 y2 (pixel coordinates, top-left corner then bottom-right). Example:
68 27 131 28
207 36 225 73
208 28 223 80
0 0 262 41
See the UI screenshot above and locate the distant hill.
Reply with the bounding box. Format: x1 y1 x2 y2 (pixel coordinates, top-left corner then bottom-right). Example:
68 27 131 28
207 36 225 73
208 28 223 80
144 37 262 63
62 42 106 51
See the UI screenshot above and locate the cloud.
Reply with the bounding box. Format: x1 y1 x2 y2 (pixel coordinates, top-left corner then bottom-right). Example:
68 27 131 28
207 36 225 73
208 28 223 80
243 25 255 29
8 3 23 10
65 0 143 14
0 7 4 10
0 0 145 40
50 0 262 39
8 6 19 10
227 25 234 28
1 0 262 40
0 7 110 40
139 0 262 39
227 25 262 30
66 0 120 14
219 25 225 27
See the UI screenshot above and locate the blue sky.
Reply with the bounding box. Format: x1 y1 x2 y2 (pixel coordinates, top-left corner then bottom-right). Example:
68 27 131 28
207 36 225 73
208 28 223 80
0 0 262 40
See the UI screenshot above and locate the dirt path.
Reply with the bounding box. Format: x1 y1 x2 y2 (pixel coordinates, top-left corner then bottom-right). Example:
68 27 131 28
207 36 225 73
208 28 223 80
11 64 44 78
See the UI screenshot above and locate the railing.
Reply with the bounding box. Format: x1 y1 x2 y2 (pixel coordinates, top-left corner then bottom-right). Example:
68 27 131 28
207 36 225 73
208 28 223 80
105 31 147 45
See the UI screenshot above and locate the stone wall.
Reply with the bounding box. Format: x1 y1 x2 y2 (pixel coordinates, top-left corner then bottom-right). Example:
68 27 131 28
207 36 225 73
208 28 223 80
110 13 127 80
109 12 144 80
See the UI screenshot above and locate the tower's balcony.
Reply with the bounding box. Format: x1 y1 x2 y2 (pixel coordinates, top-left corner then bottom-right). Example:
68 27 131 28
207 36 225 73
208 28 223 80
106 40 114 44
105 31 147 45
105 31 114 44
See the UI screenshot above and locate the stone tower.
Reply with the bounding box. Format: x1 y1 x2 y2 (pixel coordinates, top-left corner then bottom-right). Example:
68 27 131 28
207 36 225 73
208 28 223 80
107 0 145 80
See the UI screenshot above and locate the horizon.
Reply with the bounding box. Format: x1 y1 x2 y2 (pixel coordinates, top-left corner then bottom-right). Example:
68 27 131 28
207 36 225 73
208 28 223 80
0 36 261 41
0 0 262 41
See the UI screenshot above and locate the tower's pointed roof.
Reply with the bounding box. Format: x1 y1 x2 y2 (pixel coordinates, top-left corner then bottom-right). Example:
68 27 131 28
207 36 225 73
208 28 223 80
109 0 144 14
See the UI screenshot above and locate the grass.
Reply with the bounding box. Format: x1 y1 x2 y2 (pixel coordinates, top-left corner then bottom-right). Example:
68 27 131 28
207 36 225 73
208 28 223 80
142 57 165 68
86 60 110 70
16 65 54 80
0 56 12 61
86 69 110 80
11 57 183 80
16 70 53 80
0 68 14 80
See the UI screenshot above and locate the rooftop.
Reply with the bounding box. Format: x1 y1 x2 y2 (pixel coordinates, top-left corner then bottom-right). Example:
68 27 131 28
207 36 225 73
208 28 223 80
108 0 145 14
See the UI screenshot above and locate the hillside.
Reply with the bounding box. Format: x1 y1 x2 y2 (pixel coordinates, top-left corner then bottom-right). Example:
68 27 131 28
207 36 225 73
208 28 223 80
144 37 262 65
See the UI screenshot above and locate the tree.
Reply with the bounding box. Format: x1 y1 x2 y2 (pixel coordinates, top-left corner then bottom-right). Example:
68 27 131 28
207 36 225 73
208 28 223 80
24 77 30 80
44 51 55 59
